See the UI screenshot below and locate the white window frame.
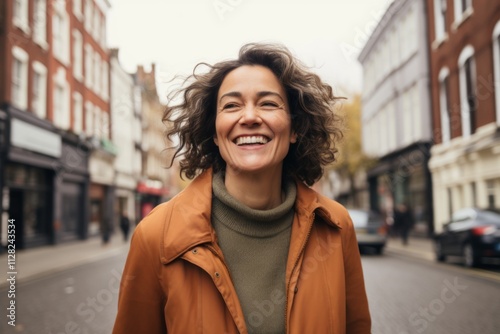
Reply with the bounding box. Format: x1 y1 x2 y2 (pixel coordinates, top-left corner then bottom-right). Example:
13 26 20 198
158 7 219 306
72 29 83 81
493 21 500 126
94 106 102 139
85 101 94 136
452 0 473 30
438 67 451 144
93 9 101 43
53 67 70 130
33 0 48 50
11 46 29 110
13 0 30 34
73 0 83 21
101 110 110 140
84 0 93 32
102 61 109 101
32 61 48 119
432 0 448 49
458 45 476 138
93 52 101 94
52 0 70 65
84 43 93 88
73 92 83 133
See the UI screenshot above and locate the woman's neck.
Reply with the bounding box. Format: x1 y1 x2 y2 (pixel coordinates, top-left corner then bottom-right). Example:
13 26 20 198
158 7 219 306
223 168 283 210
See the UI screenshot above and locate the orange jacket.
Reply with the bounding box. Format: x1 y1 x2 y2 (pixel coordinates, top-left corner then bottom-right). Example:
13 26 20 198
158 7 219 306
113 170 371 333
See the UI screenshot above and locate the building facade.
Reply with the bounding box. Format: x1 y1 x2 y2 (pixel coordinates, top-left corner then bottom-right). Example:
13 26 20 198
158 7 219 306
110 48 141 225
427 0 500 232
0 0 112 249
358 0 434 236
134 64 170 219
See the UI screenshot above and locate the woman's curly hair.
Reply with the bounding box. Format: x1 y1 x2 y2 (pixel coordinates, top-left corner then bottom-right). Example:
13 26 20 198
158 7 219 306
163 43 343 186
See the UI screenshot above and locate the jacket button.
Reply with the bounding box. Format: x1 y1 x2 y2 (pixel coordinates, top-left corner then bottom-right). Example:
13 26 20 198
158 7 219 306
192 248 198 254
215 272 220 278
294 286 298 293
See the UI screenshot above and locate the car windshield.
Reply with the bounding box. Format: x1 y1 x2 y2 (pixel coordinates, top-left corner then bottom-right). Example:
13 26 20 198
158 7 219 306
348 210 369 228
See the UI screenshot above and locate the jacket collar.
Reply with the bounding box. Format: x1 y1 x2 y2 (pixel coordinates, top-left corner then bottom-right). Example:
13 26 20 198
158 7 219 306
160 168 341 264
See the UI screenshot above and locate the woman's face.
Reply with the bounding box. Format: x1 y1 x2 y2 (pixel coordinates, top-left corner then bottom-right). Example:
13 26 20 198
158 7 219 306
214 65 297 177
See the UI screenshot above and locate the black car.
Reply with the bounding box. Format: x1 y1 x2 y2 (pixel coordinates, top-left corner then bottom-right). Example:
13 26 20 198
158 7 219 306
434 208 500 267
348 209 387 254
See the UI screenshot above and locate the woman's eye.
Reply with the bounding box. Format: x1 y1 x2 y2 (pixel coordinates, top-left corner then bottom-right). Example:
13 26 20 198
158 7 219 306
259 101 281 110
221 103 241 111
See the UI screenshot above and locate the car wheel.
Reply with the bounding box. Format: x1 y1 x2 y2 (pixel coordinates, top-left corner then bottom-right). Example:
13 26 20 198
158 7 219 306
435 240 446 262
463 243 480 268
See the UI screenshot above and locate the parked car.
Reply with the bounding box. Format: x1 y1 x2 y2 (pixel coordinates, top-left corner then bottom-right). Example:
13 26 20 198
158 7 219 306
434 208 500 268
348 209 387 254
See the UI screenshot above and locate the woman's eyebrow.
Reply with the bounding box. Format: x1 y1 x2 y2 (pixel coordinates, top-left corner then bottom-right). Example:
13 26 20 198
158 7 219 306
219 90 285 103
219 91 242 103
256 91 285 101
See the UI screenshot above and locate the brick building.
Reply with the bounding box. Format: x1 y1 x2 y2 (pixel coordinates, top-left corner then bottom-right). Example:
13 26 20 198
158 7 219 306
0 0 112 248
427 0 500 232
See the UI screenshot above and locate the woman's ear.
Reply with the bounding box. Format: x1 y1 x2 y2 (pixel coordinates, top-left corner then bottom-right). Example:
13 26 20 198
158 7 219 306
290 131 297 144
214 135 219 146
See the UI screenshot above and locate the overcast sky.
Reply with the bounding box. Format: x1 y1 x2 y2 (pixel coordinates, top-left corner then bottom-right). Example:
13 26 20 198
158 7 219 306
107 0 393 101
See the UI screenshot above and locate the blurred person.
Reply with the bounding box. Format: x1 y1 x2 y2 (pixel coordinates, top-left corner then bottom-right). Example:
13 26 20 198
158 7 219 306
393 203 414 245
119 212 130 242
113 43 371 333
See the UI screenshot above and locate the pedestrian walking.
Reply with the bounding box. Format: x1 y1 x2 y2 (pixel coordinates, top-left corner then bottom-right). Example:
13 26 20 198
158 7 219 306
119 213 130 242
113 43 371 334
394 203 414 245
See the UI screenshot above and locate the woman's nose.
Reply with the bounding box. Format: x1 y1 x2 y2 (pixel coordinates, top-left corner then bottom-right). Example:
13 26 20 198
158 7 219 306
239 105 262 125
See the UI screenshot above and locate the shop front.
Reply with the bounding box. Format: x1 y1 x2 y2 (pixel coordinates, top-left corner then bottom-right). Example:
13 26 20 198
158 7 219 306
0 108 91 249
136 179 167 221
367 142 434 237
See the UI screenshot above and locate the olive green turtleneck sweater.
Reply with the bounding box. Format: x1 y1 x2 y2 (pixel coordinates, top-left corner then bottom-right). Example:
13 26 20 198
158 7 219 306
211 172 297 334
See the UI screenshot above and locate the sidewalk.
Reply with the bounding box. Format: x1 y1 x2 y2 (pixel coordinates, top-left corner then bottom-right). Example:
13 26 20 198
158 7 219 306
384 236 435 262
0 233 130 288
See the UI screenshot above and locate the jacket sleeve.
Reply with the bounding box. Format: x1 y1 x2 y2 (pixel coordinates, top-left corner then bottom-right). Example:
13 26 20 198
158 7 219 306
344 215 372 333
112 223 167 334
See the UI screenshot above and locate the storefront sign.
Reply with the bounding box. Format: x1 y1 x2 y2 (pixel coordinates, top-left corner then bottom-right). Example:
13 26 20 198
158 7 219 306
11 118 62 158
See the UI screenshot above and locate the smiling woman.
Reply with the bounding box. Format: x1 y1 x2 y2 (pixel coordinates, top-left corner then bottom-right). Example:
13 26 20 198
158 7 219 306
113 43 371 334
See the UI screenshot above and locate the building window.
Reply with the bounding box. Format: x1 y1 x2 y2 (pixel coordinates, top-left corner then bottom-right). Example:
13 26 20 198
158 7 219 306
32 61 47 119
94 106 102 139
52 1 70 65
453 0 473 27
85 44 93 88
458 45 476 137
53 67 70 130
493 21 500 126
73 0 83 20
13 0 29 34
33 0 48 49
11 46 29 110
84 0 93 32
73 92 83 133
101 111 110 140
85 101 94 136
73 30 83 81
102 62 109 101
433 0 447 43
94 53 101 93
438 68 451 143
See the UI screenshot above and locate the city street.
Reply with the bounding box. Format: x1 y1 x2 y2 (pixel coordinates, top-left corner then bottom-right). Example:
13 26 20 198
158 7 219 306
1 247 500 334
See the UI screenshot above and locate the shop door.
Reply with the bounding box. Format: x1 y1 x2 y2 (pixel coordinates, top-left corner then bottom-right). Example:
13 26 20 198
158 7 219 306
61 182 83 241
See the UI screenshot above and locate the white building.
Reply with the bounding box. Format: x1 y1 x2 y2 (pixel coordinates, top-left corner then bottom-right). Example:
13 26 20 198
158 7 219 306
110 49 141 224
358 0 434 235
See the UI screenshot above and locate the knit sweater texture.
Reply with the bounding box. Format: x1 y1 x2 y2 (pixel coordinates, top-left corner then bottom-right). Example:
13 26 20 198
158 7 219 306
211 172 297 334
